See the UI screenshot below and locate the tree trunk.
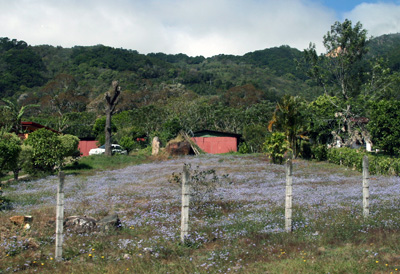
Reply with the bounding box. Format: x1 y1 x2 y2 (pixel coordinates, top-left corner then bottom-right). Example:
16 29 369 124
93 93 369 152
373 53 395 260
105 108 112 156
104 81 121 156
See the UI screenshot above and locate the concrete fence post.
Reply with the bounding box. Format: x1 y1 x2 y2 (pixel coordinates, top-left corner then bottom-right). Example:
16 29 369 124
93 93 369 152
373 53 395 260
55 171 65 261
285 158 293 233
363 155 370 218
181 165 190 242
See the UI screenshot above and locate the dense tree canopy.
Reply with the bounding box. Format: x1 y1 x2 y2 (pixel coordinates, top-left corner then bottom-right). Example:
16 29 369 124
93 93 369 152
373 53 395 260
0 38 46 97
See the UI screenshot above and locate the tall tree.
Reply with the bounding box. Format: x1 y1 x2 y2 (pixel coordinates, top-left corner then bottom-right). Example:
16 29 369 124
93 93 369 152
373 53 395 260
104 81 121 156
302 19 370 148
304 19 368 99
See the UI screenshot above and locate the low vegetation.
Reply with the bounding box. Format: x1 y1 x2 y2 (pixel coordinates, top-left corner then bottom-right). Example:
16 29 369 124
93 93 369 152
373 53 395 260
1 154 400 273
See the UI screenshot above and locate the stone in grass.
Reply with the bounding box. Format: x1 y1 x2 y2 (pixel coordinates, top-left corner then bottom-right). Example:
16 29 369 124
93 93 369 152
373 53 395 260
63 214 121 233
64 216 97 233
97 213 121 232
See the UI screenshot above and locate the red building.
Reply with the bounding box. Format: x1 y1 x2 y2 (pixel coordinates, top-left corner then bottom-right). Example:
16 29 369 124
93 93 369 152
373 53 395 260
78 138 99 156
191 130 241 154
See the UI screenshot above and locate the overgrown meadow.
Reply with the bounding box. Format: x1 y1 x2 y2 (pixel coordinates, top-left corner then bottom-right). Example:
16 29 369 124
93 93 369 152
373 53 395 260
1 154 400 273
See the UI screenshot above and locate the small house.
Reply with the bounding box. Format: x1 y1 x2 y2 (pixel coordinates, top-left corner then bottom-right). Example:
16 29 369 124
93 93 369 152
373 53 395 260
20 121 60 139
191 130 241 154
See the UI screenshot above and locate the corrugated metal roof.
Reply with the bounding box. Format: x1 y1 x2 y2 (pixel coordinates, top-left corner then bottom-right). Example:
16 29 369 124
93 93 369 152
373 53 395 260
193 130 241 138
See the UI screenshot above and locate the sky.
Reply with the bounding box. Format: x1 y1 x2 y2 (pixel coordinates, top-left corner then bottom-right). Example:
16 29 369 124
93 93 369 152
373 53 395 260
0 0 399 57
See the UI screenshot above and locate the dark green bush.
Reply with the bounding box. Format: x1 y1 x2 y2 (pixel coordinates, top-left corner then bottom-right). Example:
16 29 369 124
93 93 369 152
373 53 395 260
0 132 22 176
238 142 250 154
311 144 328 161
327 147 400 176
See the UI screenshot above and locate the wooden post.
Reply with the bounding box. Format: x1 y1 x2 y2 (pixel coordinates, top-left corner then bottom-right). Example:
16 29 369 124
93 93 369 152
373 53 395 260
363 155 370 218
285 158 293 232
55 171 65 261
181 165 190 242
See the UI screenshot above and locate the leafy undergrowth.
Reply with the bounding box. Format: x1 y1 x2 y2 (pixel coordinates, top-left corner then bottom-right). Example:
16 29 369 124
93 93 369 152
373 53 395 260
1 154 400 273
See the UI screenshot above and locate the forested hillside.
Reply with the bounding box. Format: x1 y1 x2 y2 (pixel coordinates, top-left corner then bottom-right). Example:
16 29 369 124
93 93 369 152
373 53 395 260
1 25 400 155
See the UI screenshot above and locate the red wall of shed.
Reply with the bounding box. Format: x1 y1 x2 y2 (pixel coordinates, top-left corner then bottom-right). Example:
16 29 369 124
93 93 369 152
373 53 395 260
78 140 98 156
191 137 237 154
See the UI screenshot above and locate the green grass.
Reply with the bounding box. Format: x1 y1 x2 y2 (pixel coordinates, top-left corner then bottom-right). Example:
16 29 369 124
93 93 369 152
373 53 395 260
63 152 151 175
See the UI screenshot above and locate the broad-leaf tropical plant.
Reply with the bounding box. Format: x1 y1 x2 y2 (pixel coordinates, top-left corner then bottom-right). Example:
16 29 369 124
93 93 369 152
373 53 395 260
268 95 306 157
0 99 39 134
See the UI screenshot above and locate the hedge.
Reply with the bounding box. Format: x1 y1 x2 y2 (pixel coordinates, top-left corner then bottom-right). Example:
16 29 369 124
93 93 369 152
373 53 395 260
327 147 400 176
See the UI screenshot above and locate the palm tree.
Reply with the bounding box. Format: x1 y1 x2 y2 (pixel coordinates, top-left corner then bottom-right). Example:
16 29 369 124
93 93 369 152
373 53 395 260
268 95 306 157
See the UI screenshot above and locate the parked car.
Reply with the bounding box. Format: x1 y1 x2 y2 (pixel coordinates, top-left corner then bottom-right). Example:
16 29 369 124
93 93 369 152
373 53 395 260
89 144 128 155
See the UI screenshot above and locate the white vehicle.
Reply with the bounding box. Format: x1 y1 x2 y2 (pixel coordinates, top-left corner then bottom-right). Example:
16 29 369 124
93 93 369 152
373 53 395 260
89 144 128 155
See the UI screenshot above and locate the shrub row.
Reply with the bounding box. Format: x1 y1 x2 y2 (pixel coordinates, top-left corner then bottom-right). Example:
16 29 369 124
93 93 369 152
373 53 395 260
327 147 400 176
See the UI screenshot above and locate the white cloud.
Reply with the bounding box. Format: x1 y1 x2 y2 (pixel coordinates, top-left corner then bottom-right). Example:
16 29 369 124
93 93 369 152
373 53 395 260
344 2 400 37
0 0 398 57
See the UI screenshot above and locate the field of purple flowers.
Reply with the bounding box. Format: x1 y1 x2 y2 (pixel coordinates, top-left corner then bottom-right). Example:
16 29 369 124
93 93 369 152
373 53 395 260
1 154 400 273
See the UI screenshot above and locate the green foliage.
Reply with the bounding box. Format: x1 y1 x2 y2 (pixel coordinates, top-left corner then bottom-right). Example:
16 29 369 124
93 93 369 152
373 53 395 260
114 125 147 152
361 58 400 101
71 45 171 77
327 147 363 170
242 124 269 153
93 116 117 145
367 33 400 72
0 99 39 134
58 134 80 158
64 153 149 173
367 100 400 155
238 142 250 154
18 144 33 174
303 19 368 99
327 147 400 175
243 45 307 79
118 136 136 153
263 132 291 164
311 144 328 161
307 95 343 144
0 38 46 97
269 95 306 156
62 112 97 139
24 128 63 174
161 117 183 143
0 132 22 175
